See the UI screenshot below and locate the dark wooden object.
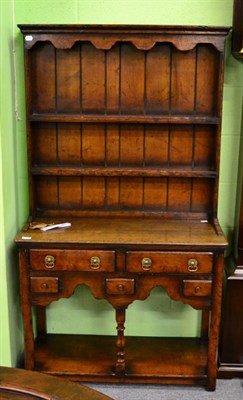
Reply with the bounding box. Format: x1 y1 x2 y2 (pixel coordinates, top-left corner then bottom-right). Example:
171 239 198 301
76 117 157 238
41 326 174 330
232 0 243 58
0 366 112 399
16 25 229 391
218 175 243 377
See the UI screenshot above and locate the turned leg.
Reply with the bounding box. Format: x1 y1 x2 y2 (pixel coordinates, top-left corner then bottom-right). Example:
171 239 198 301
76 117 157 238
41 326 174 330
115 307 126 375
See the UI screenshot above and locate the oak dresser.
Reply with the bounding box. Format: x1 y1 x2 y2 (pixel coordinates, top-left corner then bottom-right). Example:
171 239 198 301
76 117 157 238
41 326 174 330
16 25 229 391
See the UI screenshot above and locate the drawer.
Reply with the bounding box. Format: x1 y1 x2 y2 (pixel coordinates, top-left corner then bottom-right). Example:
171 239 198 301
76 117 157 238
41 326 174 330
182 280 212 297
30 277 59 293
105 278 135 295
30 249 115 272
126 252 213 273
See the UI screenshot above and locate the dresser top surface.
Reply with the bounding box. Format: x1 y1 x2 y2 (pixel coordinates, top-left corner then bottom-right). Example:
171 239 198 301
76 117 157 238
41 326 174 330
18 24 230 33
15 218 227 248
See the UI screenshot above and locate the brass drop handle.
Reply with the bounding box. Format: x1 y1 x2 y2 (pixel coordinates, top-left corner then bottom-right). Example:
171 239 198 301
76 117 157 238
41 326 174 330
188 258 198 272
90 256 101 269
142 257 152 270
44 255 55 269
117 284 125 291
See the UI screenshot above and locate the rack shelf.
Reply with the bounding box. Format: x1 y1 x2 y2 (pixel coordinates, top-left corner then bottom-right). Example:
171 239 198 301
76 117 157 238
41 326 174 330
29 114 220 125
31 166 217 178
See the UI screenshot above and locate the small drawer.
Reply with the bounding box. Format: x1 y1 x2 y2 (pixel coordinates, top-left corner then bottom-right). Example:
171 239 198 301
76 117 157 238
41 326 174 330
30 249 115 272
105 278 135 295
126 252 213 274
182 280 212 297
30 277 59 293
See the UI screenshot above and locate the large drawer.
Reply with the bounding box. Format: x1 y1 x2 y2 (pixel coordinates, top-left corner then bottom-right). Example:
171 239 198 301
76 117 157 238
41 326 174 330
126 252 213 274
30 249 115 272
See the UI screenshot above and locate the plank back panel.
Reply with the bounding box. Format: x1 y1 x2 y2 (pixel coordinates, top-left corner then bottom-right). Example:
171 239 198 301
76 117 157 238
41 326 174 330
82 177 106 209
31 43 56 113
120 125 144 166
58 123 81 165
82 124 106 166
191 179 214 212
59 177 82 208
31 121 217 217
33 175 215 216
31 123 217 170
144 178 168 210
196 45 219 116
194 126 216 169
27 34 225 219
120 44 145 115
106 125 120 166
33 123 57 165
169 126 193 167
171 48 196 115
56 46 81 113
81 43 106 114
120 177 144 210
30 41 220 118
146 44 170 114
106 44 120 114
144 125 169 166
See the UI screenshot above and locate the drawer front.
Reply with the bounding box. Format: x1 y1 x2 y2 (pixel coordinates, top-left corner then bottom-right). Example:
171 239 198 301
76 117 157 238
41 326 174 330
126 252 213 273
30 250 115 272
106 278 135 295
182 280 212 297
30 277 59 293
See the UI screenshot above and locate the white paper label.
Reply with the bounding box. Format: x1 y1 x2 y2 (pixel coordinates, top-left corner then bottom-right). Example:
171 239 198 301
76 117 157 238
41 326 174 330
25 35 33 42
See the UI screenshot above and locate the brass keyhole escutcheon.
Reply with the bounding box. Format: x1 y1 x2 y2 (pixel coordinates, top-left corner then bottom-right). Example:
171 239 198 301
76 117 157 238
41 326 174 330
90 256 101 269
188 258 198 272
44 255 55 269
142 257 152 270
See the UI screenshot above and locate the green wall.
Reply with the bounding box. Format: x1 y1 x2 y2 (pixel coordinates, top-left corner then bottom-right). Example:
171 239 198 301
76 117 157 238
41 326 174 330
1 0 242 367
0 0 25 366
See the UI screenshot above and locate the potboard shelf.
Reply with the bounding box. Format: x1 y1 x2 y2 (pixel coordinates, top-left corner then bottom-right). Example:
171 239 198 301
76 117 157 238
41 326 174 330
33 334 208 384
